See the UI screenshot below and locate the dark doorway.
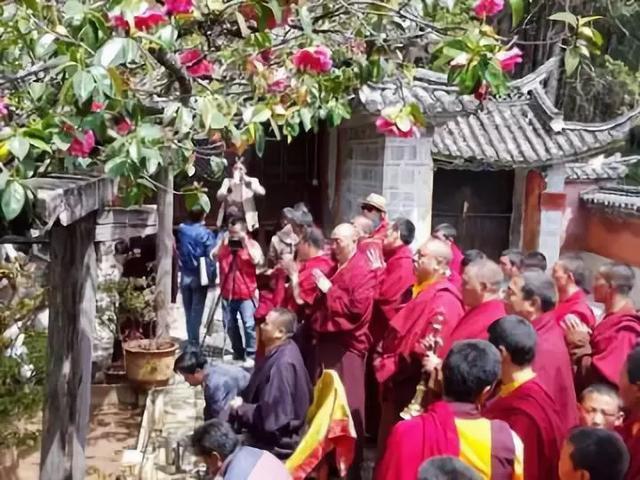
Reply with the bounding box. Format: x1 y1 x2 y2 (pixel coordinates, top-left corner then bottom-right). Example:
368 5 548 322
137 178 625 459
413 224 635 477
432 169 514 260
252 130 323 245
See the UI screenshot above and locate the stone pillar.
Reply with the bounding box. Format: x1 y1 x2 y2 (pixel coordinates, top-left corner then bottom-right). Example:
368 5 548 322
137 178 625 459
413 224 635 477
537 164 567 269
509 168 528 248
382 135 434 244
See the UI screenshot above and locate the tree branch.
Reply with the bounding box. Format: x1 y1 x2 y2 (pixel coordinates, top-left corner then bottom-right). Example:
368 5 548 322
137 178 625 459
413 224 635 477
148 47 192 107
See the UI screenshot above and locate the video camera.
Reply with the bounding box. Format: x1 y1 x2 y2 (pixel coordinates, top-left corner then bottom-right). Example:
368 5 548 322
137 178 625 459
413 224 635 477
228 236 243 251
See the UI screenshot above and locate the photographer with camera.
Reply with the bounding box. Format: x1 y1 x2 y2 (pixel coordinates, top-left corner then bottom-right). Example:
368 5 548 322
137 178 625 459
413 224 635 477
212 217 264 368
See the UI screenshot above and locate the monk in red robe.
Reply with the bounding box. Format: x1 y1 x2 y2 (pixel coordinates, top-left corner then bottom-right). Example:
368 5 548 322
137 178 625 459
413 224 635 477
370 217 416 344
565 262 640 394
360 193 388 239
281 227 335 375
376 340 523 480
617 346 640 480
484 315 566 480
441 258 506 357
374 237 464 450
310 223 377 478
505 270 578 431
578 383 624 429
552 253 596 330
433 223 463 289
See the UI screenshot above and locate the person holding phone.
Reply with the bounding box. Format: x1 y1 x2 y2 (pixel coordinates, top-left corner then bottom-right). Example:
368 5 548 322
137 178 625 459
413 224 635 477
212 217 264 368
215 160 265 232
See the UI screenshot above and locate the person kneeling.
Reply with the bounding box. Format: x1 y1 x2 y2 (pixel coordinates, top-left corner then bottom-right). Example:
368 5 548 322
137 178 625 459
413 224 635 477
192 419 292 480
229 308 312 459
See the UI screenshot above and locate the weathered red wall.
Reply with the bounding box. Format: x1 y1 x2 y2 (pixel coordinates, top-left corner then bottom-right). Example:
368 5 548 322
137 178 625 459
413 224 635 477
568 208 640 267
522 170 545 251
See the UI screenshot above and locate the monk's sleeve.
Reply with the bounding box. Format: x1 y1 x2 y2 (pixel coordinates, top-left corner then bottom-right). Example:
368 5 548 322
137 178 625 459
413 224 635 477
592 324 640 383
235 363 297 436
377 266 409 320
320 268 376 332
374 421 422 480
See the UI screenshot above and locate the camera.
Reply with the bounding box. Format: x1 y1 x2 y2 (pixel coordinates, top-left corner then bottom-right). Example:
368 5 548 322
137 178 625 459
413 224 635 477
228 237 243 251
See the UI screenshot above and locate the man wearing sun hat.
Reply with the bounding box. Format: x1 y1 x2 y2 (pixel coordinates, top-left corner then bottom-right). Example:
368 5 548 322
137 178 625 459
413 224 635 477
360 193 389 239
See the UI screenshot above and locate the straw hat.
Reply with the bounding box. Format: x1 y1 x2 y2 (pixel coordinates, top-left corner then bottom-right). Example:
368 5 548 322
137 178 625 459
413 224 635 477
360 193 387 213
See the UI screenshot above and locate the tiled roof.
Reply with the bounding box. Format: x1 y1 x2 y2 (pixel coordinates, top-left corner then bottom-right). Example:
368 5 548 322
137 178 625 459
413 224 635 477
580 185 640 217
359 58 640 169
566 153 640 181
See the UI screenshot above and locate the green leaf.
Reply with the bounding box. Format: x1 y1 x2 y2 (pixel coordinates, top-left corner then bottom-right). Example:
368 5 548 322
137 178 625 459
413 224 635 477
94 38 138 67
20 0 41 13
509 0 525 26
62 0 86 20
267 0 282 23
175 106 193 135
210 156 227 178
89 66 114 97
300 108 312 132
248 105 272 124
0 169 8 190
26 137 52 153
578 15 603 27
1 181 26 221
35 33 56 58
549 11 578 28
197 192 211 213
105 157 128 177
201 97 228 130
235 11 250 37
396 115 412 133
129 140 141 162
254 123 265 157
298 5 313 36
564 47 581 76
28 82 47 101
72 71 96 103
137 124 163 141
8 136 30 160
184 191 199 211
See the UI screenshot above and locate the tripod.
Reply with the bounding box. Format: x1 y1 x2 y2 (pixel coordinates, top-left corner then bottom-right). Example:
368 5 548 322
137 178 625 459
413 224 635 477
200 247 258 360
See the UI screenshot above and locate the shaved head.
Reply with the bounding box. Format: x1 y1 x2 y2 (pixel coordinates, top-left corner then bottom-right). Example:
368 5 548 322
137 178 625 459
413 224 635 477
462 259 503 308
351 215 374 238
331 223 358 265
415 237 452 284
466 259 504 288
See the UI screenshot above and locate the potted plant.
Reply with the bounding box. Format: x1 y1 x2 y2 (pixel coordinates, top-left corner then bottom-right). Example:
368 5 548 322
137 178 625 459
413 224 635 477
99 276 178 389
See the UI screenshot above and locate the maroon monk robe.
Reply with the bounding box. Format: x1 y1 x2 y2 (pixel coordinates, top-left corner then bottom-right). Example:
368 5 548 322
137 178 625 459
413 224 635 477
375 401 460 480
286 254 336 376
448 242 464 289
616 413 640 480
484 378 565 480
440 299 507 358
370 244 415 344
310 250 378 442
374 279 463 447
532 311 579 430
553 289 596 330
591 306 640 386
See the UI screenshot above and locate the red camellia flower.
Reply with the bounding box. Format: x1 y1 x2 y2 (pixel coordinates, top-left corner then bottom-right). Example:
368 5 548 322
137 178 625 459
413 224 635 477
239 4 291 29
164 0 193 16
292 46 333 74
375 116 417 139
110 14 129 30
179 49 214 78
133 9 167 31
267 68 290 93
473 0 504 18
116 118 133 136
0 98 8 117
474 82 490 102
496 47 524 73
90 101 105 112
68 130 96 158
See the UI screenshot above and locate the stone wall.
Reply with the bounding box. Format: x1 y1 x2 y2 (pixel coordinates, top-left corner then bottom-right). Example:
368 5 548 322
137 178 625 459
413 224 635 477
333 116 434 244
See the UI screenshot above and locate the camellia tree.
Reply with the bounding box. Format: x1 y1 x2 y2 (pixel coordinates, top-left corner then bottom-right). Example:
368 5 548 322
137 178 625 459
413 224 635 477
0 0 564 226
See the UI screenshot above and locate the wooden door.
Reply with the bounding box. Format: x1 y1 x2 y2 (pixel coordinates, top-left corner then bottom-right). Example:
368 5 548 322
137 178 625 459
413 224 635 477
432 169 514 260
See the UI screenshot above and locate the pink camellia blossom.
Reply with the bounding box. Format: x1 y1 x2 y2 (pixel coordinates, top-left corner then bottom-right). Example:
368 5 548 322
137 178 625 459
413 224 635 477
449 52 471 68
179 49 214 77
0 98 8 117
164 0 193 16
68 130 96 158
496 47 523 73
473 0 504 18
474 82 490 102
292 46 333 74
90 101 105 112
375 116 418 139
133 9 167 31
110 14 129 30
267 68 290 93
116 118 133 136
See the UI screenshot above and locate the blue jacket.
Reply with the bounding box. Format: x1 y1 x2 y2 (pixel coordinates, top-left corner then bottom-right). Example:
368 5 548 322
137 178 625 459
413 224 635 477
176 222 217 281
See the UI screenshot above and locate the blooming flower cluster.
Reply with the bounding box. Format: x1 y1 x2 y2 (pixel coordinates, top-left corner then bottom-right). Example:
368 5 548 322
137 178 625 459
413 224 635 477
473 0 504 18
179 49 215 78
292 46 333 73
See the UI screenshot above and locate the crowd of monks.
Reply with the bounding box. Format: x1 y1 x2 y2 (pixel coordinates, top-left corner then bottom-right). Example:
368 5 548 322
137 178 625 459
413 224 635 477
183 192 640 480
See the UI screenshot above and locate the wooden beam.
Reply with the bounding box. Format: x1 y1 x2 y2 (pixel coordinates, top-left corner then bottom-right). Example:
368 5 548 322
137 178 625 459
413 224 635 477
94 206 158 242
40 212 97 479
